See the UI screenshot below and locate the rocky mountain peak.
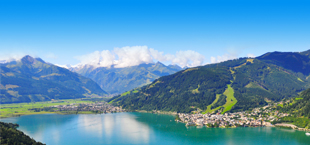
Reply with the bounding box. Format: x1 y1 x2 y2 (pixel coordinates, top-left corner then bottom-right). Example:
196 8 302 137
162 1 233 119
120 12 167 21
21 55 35 64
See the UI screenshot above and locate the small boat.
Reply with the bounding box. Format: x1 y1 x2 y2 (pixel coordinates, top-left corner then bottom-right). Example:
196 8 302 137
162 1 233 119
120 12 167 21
306 132 310 136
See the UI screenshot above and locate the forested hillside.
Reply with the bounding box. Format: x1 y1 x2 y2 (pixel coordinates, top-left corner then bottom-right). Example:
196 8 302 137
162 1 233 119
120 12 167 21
281 88 310 118
258 51 310 76
109 50 310 113
0 55 107 104
272 88 310 128
110 67 232 113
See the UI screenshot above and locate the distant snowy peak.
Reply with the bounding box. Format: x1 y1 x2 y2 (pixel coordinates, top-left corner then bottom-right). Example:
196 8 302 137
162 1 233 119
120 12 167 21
1 55 45 64
5 55 185 71
66 61 183 70
54 64 73 69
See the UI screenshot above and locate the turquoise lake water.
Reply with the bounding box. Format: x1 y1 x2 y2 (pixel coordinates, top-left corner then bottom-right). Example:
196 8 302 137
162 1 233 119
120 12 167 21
1 112 310 145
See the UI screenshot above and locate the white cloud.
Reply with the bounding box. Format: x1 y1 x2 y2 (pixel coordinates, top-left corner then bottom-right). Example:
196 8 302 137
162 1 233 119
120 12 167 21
247 53 256 58
210 53 238 64
210 56 217 63
45 53 58 59
171 50 205 67
75 50 114 68
113 46 153 68
149 48 167 62
0 52 27 62
75 46 205 68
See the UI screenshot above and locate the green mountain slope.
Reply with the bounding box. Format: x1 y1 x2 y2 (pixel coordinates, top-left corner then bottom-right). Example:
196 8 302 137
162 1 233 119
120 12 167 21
272 88 310 128
0 55 107 104
282 88 310 118
72 62 182 94
109 50 310 113
257 51 310 76
110 67 232 113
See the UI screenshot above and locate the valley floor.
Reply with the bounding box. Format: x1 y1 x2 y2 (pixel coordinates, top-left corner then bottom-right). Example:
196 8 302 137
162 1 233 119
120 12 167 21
0 98 117 118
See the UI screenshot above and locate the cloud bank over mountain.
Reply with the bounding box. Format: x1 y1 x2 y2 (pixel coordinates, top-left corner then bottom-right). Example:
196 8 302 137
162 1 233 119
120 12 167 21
1 46 254 68
209 52 255 64
75 46 205 68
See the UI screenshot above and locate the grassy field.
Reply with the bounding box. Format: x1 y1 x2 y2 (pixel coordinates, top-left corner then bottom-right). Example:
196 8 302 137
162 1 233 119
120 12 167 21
297 77 304 82
0 99 100 118
202 94 221 114
120 89 139 97
202 84 237 114
221 84 237 114
121 91 130 96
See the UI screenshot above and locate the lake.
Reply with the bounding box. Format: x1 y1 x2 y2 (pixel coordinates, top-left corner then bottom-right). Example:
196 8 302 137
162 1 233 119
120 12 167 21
1 112 309 145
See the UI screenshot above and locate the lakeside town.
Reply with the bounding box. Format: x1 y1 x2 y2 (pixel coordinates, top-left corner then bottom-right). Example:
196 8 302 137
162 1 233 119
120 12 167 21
176 109 278 128
174 103 309 132
28 102 126 114
26 100 309 131
176 104 291 128
53 102 125 113
51 101 288 129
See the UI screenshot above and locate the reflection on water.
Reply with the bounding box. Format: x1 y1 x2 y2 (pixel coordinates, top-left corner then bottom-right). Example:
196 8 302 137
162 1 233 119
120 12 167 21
119 114 150 144
1 113 309 145
79 115 104 137
102 114 113 138
78 113 151 144
72 114 150 144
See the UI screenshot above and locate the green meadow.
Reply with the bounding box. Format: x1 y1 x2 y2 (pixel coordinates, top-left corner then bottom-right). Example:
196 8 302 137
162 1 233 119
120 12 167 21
221 85 237 114
203 84 237 114
202 94 221 114
0 99 102 118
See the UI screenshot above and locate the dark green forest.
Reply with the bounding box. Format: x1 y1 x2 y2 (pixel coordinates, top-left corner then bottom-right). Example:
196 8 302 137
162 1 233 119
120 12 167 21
0 122 44 145
282 88 310 118
273 88 310 128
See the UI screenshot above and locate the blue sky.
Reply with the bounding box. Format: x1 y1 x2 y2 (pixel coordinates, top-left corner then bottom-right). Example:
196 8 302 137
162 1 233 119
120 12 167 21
1 0 310 67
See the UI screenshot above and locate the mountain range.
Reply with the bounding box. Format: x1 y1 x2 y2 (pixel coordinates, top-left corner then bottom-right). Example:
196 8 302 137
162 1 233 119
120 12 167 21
0 55 107 104
109 50 310 113
2 49 310 116
70 62 182 94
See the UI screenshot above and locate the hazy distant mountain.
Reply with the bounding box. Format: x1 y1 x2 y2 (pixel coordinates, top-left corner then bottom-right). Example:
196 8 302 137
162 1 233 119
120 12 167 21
71 62 182 94
0 55 107 104
109 50 310 113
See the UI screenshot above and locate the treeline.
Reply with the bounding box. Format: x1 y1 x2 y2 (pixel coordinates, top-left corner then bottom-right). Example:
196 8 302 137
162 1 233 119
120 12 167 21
0 122 45 145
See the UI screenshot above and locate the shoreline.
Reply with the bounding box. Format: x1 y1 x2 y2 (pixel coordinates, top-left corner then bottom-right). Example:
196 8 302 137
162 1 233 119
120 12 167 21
0 111 125 119
275 123 310 132
1 111 309 132
136 110 177 115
